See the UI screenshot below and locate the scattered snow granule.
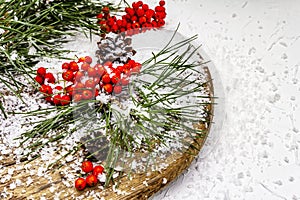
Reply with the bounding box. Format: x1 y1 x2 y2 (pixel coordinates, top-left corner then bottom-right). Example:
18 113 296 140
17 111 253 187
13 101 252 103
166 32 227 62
26 177 33 186
162 178 167 184
98 173 106 183
15 179 22 186
0 28 5 35
9 182 16 190
49 186 55 193
40 196 47 200
143 180 148 187
7 168 14 175
65 155 74 162
37 167 46 177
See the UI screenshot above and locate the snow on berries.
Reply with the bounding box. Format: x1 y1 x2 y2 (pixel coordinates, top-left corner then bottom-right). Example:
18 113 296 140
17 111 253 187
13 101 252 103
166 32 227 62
97 0 166 35
34 56 142 106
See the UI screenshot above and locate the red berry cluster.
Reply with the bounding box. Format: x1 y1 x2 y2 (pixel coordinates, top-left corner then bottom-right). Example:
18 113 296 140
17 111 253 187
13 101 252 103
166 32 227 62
35 56 142 106
97 0 166 35
75 161 104 191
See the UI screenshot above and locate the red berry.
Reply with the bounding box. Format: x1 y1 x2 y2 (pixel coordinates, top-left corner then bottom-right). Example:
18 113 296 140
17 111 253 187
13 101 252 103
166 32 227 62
44 73 55 83
102 7 110 14
103 84 113 94
142 4 149 11
55 86 63 91
145 9 154 19
125 7 135 16
60 95 71 106
86 174 98 187
81 161 93 173
69 61 79 72
101 74 111 84
111 74 121 84
62 63 70 70
139 16 147 24
85 56 93 64
155 6 165 12
73 94 82 102
85 79 96 88
121 77 130 86
75 178 86 191
82 90 93 100
74 71 84 82
96 13 103 19
35 75 44 85
88 67 97 77
53 94 61 105
81 63 90 71
136 8 144 17
37 67 46 77
78 57 85 63
65 85 74 96
39 84 53 95
62 70 74 82
132 22 140 29
93 165 104 177
74 82 85 93
159 0 165 6
113 85 122 94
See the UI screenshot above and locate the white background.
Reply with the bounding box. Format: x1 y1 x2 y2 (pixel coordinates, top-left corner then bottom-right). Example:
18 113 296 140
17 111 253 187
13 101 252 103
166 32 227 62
150 0 300 199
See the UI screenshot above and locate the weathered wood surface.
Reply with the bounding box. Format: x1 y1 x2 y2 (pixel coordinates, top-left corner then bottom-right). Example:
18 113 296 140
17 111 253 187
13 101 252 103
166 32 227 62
0 67 213 200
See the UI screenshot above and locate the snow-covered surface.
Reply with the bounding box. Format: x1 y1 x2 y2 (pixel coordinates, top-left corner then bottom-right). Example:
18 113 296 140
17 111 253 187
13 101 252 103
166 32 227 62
152 0 300 199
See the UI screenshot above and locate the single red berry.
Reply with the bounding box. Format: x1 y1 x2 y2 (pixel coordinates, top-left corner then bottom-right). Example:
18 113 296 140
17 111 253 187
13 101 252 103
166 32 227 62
136 8 144 17
60 95 71 106
113 85 122 94
78 57 85 63
155 6 165 12
81 161 93 173
73 94 82 102
145 9 154 19
103 83 113 94
94 77 101 84
121 77 130 86
93 165 104 177
45 96 52 103
62 70 74 82
96 13 103 19
62 63 70 70
132 2 139 10
86 174 98 187
37 67 46 77
159 0 165 6
102 7 110 14
136 1 143 7
65 85 74 96
85 79 96 88
95 64 106 77
74 71 84 82
35 75 44 85
53 94 61 105
131 16 138 22
81 63 90 71
75 178 86 191
88 67 97 77
55 86 63 91
69 61 79 72
39 84 53 95
82 90 94 100
74 82 85 94
85 56 93 64
139 16 147 24
111 74 121 84
101 74 111 84
44 73 56 83
142 4 149 11
132 22 140 29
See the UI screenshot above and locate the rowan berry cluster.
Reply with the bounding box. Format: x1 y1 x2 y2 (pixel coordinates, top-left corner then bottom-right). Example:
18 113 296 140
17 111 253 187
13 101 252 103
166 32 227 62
35 56 142 106
97 0 166 35
75 161 104 191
